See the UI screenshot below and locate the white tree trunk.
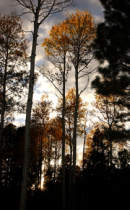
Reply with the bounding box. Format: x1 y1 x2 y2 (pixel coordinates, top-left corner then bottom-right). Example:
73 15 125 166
62 53 66 210
19 9 39 210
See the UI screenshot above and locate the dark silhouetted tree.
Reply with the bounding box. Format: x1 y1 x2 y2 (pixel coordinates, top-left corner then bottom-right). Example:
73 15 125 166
0 13 29 149
92 0 130 126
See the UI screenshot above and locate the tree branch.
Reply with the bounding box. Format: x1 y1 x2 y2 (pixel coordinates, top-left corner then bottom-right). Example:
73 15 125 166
39 66 63 96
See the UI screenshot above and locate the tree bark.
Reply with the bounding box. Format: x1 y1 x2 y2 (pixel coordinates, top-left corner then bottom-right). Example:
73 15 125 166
54 144 57 183
110 139 112 166
83 125 86 172
68 114 72 206
72 63 79 185
62 52 66 210
0 49 8 149
109 126 112 167
82 125 86 209
17 0 74 209
19 8 39 210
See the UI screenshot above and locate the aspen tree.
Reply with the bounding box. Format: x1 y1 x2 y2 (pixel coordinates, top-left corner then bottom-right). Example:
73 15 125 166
64 10 96 184
42 21 71 210
13 1 74 210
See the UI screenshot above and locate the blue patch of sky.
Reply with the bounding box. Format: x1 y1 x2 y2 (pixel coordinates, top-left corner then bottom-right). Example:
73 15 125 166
16 118 25 123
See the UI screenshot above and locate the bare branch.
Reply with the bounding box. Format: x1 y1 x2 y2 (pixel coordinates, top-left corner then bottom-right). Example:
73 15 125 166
78 56 93 74
38 0 57 26
79 76 89 96
78 65 99 79
52 91 62 100
39 66 63 96
21 28 33 35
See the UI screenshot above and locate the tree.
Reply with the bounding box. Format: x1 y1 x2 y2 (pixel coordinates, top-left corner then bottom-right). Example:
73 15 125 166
42 9 96 186
85 124 109 169
31 94 52 190
41 20 72 209
64 87 88 205
46 117 63 183
91 93 127 166
41 21 72 209
1 124 24 190
12 1 74 209
56 87 88 204
1 123 18 188
91 0 130 125
56 87 88 171
63 10 96 184
0 13 29 149
117 149 130 169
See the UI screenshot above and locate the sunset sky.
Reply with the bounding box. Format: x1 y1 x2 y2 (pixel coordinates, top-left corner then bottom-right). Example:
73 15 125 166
0 0 104 160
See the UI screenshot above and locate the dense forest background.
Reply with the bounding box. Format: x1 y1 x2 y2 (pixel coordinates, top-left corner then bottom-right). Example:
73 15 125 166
0 0 130 210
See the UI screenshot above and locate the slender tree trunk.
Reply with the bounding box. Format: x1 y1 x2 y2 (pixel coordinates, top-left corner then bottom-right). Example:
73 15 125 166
48 135 52 169
0 52 8 185
109 126 112 167
83 125 86 172
0 109 4 149
54 144 57 182
62 52 66 210
69 114 72 206
40 125 44 189
48 135 51 169
69 142 72 206
73 65 79 185
82 126 86 209
110 140 112 166
19 9 39 210
38 137 40 188
40 133 43 189
0 50 8 149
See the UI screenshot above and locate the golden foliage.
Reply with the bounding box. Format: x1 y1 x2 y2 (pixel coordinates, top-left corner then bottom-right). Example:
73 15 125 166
92 93 121 130
42 20 69 56
0 12 28 59
31 94 53 159
65 10 96 46
57 87 88 138
42 10 96 57
85 123 106 158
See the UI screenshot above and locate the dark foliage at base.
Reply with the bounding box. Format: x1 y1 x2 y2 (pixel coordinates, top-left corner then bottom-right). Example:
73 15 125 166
1 123 130 210
1 167 130 210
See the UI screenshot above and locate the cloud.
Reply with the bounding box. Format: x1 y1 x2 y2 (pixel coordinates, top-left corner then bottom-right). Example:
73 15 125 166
93 14 104 23
13 113 26 127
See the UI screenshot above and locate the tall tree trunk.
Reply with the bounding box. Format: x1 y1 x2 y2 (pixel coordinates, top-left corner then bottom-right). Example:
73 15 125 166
40 132 43 189
62 52 66 210
73 65 79 185
48 135 52 171
109 126 112 167
82 126 86 209
0 50 8 149
82 125 86 172
54 144 57 183
19 9 39 210
38 136 40 188
0 51 8 185
69 141 72 206
69 114 72 206
110 140 112 166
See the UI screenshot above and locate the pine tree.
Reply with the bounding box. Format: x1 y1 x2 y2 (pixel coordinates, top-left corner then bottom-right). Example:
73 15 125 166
91 0 130 124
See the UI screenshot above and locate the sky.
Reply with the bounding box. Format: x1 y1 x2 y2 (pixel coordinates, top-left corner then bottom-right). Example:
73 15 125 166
0 0 104 161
